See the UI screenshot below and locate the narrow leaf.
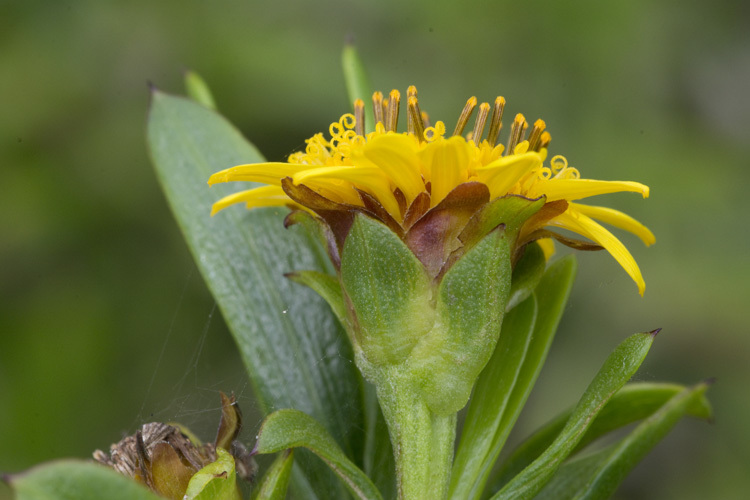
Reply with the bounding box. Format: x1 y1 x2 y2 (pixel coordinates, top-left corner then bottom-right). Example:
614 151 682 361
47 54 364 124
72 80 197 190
571 381 712 500
251 450 295 500
286 270 347 327
450 294 537 499
147 92 361 498
493 382 713 488
342 43 374 133
184 70 217 110
492 331 657 500
6 461 162 500
255 409 383 500
473 256 576 497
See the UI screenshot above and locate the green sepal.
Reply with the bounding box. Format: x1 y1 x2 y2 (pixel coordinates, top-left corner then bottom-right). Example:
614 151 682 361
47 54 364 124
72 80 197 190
255 409 383 500
409 226 512 415
492 331 657 500
493 382 713 489
535 382 712 500
340 214 434 369
5 460 162 500
184 448 240 500
459 195 546 251
506 241 546 311
449 294 537 499
251 450 295 500
342 43 374 134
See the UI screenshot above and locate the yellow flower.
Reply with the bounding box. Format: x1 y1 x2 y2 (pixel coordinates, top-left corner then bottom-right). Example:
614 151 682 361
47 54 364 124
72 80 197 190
209 87 654 294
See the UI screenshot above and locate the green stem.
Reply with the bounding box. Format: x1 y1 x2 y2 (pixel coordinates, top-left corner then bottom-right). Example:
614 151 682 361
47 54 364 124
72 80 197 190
375 367 457 500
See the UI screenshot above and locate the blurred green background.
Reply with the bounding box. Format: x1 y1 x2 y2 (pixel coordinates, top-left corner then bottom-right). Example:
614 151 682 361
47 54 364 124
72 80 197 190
1 1 748 498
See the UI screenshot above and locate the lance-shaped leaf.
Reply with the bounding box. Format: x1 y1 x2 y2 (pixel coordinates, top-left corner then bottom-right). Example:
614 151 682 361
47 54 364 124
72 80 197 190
252 450 295 500
448 295 537 499
492 382 713 489
492 330 657 500
452 255 576 499
342 44 375 134
148 91 362 498
5 461 162 500
569 381 712 500
535 381 712 500
255 409 383 500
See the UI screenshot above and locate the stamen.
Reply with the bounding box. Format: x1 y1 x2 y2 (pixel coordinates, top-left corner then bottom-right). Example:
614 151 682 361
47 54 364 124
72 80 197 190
527 119 546 152
471 102 491 144
452 96 477 137
385 89 401 132
407 86 418 134
486 97 506 145
540 131 551 150
354 99 365 136
408 96 426 141
506 113 528 155
372 91 384 127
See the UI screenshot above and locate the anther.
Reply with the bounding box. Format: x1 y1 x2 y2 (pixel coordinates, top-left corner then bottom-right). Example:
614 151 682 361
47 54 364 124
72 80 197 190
386 89 401 132
527 119 546 152
354 99 365 136
471 102 491 144
408 96 425 140
486 97 506 146
506 113 528 155
372 91 384 127
540 131 551 150
452 96 477 137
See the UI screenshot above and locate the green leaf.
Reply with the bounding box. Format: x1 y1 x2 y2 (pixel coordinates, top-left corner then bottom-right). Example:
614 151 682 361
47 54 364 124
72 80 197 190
492 331 657 500
570 381 712 500
185 448 240 500
184 70 217 110
255 409 383 500
147 91 362 499
449 295 537 499
461 255 575 498
492 382 713 489
251 450 295 500
535 382 712 500
342 43 374 133
6 460 162 500
286 271 347 328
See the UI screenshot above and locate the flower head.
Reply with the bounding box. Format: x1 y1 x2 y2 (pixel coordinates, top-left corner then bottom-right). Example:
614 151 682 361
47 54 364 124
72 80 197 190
209 87 653 294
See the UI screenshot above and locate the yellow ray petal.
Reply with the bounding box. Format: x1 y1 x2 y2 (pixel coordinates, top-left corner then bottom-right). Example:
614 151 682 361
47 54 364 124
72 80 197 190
475 152 543 199
530 179 649 202
570 203 655 246
211 186 296 216
293 166 400 220
550 209 646 295
355 133 424 203
419 136 472 207
208 163 310 187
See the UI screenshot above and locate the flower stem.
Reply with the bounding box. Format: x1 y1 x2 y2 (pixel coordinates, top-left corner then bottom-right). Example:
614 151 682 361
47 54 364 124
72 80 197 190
375 367 457 500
